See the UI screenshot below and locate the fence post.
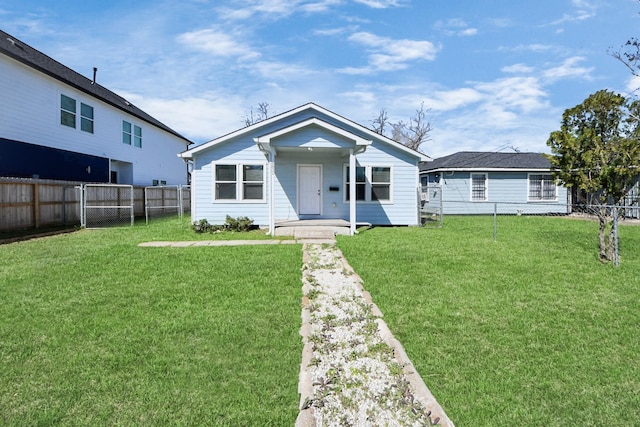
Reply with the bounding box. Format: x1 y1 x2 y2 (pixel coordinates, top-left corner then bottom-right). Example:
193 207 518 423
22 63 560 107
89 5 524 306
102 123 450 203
493 203 497 241
613 206 619 267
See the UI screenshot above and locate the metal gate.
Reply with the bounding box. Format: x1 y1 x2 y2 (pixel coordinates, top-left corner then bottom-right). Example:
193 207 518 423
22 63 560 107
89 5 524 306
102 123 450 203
420 182 443 228
144 185 185 223
80 184 134 228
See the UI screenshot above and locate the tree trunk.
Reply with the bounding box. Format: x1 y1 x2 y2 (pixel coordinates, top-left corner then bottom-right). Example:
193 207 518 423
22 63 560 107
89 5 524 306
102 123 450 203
598 213 609 263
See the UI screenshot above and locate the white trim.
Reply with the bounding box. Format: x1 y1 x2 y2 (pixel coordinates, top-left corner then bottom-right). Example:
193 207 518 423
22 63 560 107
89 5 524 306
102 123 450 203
211 162 267 203
470 172 488 201
349 149 356 236
255 117 372 149
527 172 558 202
342 164 394 204
422 167 552 173
179 103 429 162
297 164 323 215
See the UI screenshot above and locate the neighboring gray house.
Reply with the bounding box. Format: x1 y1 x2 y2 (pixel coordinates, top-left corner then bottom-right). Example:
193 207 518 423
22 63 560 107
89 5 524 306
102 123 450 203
420 151 569 215
179 103 430 235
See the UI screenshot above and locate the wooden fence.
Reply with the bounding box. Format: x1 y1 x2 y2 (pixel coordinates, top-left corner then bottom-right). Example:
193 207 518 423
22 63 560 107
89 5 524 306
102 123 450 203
0 178 190 231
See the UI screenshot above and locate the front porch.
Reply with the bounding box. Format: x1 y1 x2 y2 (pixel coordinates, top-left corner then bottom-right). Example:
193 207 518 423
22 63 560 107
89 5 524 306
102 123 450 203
273 219 351 238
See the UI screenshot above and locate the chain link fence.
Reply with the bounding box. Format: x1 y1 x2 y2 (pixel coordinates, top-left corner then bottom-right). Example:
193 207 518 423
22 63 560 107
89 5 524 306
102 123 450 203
80 184 134 228
144 185 189 224
428 201 638 267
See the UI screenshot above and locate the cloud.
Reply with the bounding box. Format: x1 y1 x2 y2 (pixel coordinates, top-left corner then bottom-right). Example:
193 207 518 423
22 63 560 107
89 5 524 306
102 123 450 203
176 28 260 60
502 63 535 74
626 75 640 95
548 0 598 25
352 0 404 8
216 0 342 20
341 31 439 73
542 56 593 82
434 18 478 37
121 91 249 142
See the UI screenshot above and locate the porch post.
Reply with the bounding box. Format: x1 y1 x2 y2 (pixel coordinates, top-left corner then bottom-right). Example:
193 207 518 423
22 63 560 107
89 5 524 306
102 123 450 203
269 149 275 235
349 148 356 236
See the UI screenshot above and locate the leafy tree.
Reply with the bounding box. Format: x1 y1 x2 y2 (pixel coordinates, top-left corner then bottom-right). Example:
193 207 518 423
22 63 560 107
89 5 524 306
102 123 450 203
371 102 432 152
546 90 640 263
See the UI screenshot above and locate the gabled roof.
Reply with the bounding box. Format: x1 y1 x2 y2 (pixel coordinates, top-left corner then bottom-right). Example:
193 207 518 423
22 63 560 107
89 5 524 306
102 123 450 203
179 102 431 161
420 151 551 172
0 29 192 145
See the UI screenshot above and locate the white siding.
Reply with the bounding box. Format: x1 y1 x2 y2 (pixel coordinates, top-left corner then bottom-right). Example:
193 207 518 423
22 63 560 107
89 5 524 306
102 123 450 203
0 55 188 185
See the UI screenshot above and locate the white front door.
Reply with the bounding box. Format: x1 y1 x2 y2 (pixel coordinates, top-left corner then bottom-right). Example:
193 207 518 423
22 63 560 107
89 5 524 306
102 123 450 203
298 165 322 215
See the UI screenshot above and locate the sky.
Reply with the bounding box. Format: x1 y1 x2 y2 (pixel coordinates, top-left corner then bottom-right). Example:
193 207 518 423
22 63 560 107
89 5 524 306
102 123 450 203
1 0 639 158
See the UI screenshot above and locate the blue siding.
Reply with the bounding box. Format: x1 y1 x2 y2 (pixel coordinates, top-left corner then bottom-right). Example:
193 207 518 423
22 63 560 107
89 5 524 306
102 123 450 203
421 170 569 215
190 107 422 226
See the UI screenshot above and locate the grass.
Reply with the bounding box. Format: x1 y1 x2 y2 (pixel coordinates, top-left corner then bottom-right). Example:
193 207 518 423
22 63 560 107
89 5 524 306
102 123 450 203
0 217 302 426
336 216 640 427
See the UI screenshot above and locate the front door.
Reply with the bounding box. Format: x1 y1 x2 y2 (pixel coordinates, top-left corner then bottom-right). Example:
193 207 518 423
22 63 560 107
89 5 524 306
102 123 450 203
298 165 321 215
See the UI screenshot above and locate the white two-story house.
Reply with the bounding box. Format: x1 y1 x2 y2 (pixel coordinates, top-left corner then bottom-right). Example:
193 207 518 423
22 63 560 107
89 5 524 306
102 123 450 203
0 29 192 185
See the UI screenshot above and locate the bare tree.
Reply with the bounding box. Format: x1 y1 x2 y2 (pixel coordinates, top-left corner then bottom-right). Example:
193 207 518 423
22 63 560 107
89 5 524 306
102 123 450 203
371 109 389 135
373 103 432 152
610 37 640 79
244 102 270 126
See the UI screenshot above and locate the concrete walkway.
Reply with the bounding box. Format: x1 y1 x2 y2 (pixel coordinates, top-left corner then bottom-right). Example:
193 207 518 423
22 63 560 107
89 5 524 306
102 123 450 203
137 237 453 426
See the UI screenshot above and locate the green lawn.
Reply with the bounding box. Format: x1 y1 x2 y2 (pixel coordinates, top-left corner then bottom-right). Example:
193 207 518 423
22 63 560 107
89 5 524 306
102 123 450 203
3 216 639 426
0 218 302 426
337 216 640 426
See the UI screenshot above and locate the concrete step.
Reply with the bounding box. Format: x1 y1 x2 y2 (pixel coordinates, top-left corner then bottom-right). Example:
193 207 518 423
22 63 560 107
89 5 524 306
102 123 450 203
294 227 336 240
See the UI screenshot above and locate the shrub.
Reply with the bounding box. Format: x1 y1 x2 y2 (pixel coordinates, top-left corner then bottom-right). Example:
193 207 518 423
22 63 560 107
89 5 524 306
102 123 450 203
192 216 255 233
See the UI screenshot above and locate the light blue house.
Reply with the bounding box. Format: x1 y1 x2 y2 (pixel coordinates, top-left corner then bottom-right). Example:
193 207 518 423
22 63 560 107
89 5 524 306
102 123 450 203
179 103 430 235
420 151 569 215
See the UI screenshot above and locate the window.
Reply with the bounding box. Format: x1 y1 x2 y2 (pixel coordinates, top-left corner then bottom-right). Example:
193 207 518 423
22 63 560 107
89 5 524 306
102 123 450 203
123 121 142 147
122 121 132 145
214 164 264 201
345 165 392 202
80 103 94 133
471 173 487 201
529 174 556 201
134 125 142 148
61 95 93 133
60 94 76 128
345 166 366 201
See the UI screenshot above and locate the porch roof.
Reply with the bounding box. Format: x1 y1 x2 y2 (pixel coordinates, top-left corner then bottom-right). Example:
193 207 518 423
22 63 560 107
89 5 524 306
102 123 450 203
254 117 372 155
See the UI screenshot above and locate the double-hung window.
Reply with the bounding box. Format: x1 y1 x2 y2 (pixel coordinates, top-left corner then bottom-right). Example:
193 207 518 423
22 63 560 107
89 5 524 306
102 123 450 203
345 165 392 202
122 121 142 147
80 103 94 133
214 164 265 201
61 94 94 133
528 174 556 201
60 94 76 128
471 173 487 201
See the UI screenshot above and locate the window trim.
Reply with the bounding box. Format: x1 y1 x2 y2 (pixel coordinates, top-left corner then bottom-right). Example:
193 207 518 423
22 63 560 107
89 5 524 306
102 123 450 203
212 163 266 203
80 102 94 133
60 94 77 129
470 173 488 201
343 164 393 204
528 173 557 202
122 120 142 148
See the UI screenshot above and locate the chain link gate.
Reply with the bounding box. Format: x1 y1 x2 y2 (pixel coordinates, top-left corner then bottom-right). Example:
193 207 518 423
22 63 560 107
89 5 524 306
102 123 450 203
144 185 184 224
80 184 134 228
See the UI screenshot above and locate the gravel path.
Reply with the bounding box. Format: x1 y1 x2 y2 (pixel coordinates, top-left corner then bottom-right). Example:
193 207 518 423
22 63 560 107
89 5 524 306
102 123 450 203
297 243 454 427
